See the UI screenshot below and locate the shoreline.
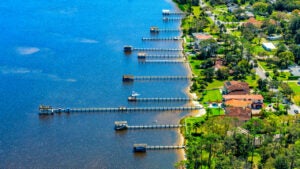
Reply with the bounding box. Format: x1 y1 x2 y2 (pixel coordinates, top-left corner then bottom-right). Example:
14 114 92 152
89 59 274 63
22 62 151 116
172 1 200 163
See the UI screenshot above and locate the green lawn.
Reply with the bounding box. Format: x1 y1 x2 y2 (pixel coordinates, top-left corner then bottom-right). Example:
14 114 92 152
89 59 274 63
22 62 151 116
192 6 200 17
202 89 222 103
245 75 259 88
288 82 300 105
189 58 204 75
252 46 267 55
258 61 276 71
206 79 224 90
209 108 225 116
270 72 291 81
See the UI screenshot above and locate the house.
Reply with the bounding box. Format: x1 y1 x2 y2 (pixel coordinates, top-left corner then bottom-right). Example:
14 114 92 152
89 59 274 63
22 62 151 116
245 11 254 18
244 17 262 28
225 99 252 108
289 65 300 76
223 95 264 109
225 107 252 121
227 3 239 13
267 34 282 41
262 42 276 51
214 58 225 71
192 33 213 49
223 81 250 95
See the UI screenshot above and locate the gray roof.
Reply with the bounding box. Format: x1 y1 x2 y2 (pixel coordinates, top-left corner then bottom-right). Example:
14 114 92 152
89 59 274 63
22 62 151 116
289 66 300 76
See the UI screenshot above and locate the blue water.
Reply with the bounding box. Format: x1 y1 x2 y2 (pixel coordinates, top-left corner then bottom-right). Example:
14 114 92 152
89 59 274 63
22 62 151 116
0 0 190 168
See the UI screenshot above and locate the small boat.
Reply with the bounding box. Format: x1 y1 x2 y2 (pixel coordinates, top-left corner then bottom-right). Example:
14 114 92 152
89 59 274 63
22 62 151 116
131 91 140 97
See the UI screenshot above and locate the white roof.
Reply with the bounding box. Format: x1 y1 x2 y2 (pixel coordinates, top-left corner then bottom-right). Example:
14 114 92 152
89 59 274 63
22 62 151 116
262 42 276 50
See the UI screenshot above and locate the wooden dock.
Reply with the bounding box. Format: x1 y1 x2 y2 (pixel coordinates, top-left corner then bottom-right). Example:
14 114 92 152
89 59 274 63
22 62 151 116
133 48 183 51
39 105 201 115
140 54 183 58
133 144 185 152
142 37 182 41
138 60 187 64
163 17 182 22
137 52 183 59
124 46 183 53
162 10 185 15
128 97 191 102
114 121 183 130
122 75 193 81
150 26 181 33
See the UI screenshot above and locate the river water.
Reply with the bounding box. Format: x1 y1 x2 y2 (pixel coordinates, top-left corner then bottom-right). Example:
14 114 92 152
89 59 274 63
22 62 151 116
0 0 191 168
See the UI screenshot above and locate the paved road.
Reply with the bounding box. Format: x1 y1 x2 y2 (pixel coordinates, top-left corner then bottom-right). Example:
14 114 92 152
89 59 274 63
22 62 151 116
288 104 300 115
255 66 267 80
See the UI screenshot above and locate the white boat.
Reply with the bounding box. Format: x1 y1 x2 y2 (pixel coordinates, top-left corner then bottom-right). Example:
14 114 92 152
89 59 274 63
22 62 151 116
131 91 140 97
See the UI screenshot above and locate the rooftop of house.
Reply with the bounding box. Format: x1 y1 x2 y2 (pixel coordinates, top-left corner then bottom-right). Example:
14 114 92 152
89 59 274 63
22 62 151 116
225 100 252 107
192 33 213 41
225 107 252 121
245 17 262 28
224 81 250 92
223 94 264 101
289 65 300 76
262 42 276 50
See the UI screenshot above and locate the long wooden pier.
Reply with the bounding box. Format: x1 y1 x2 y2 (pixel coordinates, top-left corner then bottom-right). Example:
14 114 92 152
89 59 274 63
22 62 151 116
142 37 182 41
114 121 183 130
162 10 185 15
123 75 193 82
150 26 181 33
163 17 182 21
137 52 183 59
128 97 191 102
138 60 187 64
140 54 183 58
133 144 185 152
124 46 183 52
39 105 201 115
134 48 183 51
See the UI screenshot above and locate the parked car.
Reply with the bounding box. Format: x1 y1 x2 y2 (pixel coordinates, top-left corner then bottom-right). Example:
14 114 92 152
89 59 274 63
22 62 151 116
294 109 299 114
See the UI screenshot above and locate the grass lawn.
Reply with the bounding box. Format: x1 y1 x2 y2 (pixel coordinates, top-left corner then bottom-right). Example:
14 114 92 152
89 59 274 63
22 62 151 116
202 89 222 103
192 6 200 17
255 15 266 21
231 31 242 37
252 46 268 55
188 58 204 75
258 61 276 71
270 72 291 81
245 75 259 88
288 82 300 105
206 79 224 90
209 108 225 116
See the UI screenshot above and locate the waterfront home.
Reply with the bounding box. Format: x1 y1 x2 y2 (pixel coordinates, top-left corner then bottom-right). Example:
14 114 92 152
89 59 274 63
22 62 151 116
223 95 264 109
262 42 276 51
192 32 213 49
223 81 250 95
225 107 252 121
225 99 252 108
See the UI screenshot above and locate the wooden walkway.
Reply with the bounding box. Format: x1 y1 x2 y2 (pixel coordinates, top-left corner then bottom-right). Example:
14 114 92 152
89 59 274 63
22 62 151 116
142 37 182 41
114 121 183 130
133 48 183 51
128 97 191 102
141 54 183 58
39 106 201 115
138 60 187 64
163 17 182 21
133 143 185 152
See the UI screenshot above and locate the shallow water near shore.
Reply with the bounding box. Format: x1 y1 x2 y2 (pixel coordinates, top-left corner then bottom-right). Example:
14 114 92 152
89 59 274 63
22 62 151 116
0 0 190 168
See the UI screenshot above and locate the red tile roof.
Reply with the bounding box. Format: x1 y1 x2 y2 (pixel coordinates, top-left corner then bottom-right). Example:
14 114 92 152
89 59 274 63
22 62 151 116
225 100 252 107
194 34 213 40
225 107 252 121
224 81 250 95
223 95 264 101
